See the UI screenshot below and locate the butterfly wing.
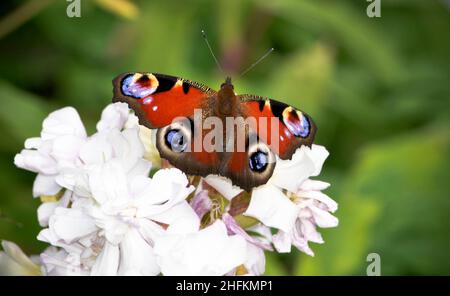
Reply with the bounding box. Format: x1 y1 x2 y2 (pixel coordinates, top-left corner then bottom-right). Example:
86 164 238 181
220 132 277 192
112 72 221 175
238 94 317 160
113 72 216 128
155 117 222 177
112 75 317 191
216 94 316 191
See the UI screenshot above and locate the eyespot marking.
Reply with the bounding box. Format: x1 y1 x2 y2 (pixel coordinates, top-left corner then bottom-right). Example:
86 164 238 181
121 73 158 99
282 107 310 138
158 119 193 155
165 129 188 153
249 150 269 172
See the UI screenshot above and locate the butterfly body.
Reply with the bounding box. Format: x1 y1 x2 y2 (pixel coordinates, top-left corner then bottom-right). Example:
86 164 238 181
112 72 316 191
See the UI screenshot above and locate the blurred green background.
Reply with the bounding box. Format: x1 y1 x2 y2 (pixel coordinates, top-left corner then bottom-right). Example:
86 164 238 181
0 0 449 275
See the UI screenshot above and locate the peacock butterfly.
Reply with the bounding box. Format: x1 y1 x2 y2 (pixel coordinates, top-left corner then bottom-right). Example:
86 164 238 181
112 72 316 191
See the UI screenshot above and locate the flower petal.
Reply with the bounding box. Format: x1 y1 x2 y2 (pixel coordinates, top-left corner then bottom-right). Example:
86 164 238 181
151 201 200 234
189 190 212 220
78 132 114 166
14 149 57 175
24 137 41 149
117 228 160 276
127 158 152 180
90 241 119 276
272 231 292 253
245 185 298 232
308 145 329 176
243 243 266 276
300 219 324 244
309 206 339 228
142 168 193 208
203 175 243 200
37 202 59 227
49 208 97 243
270 147 316 192
37 191 71 227
32 174 60 197
112 127 145 172
87 161 130 205
41 107 86 140
50 135 84 167
222 213 272 250
298 190 338 212
155 221 247 276
0 241 41 275
96 102 131 132
139 126 161 167
299 179 330 191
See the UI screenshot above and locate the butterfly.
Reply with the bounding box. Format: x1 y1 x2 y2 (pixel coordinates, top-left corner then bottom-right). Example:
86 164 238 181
112 72 316 191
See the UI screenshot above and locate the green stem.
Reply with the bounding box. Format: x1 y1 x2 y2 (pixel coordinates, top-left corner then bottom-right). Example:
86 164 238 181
0 0 55 40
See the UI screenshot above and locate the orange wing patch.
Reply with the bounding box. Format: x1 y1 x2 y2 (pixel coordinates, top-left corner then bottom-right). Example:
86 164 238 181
112 72 214 129
138 83 208 127
240 97 316 160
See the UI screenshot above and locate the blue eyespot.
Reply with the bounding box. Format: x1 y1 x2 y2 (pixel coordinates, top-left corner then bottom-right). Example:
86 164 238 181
121 74 155 99
165 129 188 153
284 111 310 138
249 151 269 172
298 115 310 138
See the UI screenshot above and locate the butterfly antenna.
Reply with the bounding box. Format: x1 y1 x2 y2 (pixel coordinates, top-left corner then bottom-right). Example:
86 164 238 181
240 47 274 77
201 30 225 74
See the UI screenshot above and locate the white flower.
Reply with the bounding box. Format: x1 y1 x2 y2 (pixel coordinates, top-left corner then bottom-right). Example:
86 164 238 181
13 101 339 275
138 125 161 167
13 103 139 198
221 214 272 275
38 226 104 275
96 102 136 132
40 247 89 276
57 112 144 193
37 190 71 227
0 241 41 276
38 164 197 275
222 213 272 251
190 190 213 219
201 175 243 200
241 243 266 276
245 145 338 256
14 107 87 197
272 179 338 256
154 220 247 276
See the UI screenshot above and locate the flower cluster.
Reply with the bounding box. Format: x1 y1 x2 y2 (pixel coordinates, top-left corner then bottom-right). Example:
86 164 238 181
5 103 338 275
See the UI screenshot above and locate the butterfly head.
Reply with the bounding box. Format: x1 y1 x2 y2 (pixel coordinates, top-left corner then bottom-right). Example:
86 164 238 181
220 76 233 89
